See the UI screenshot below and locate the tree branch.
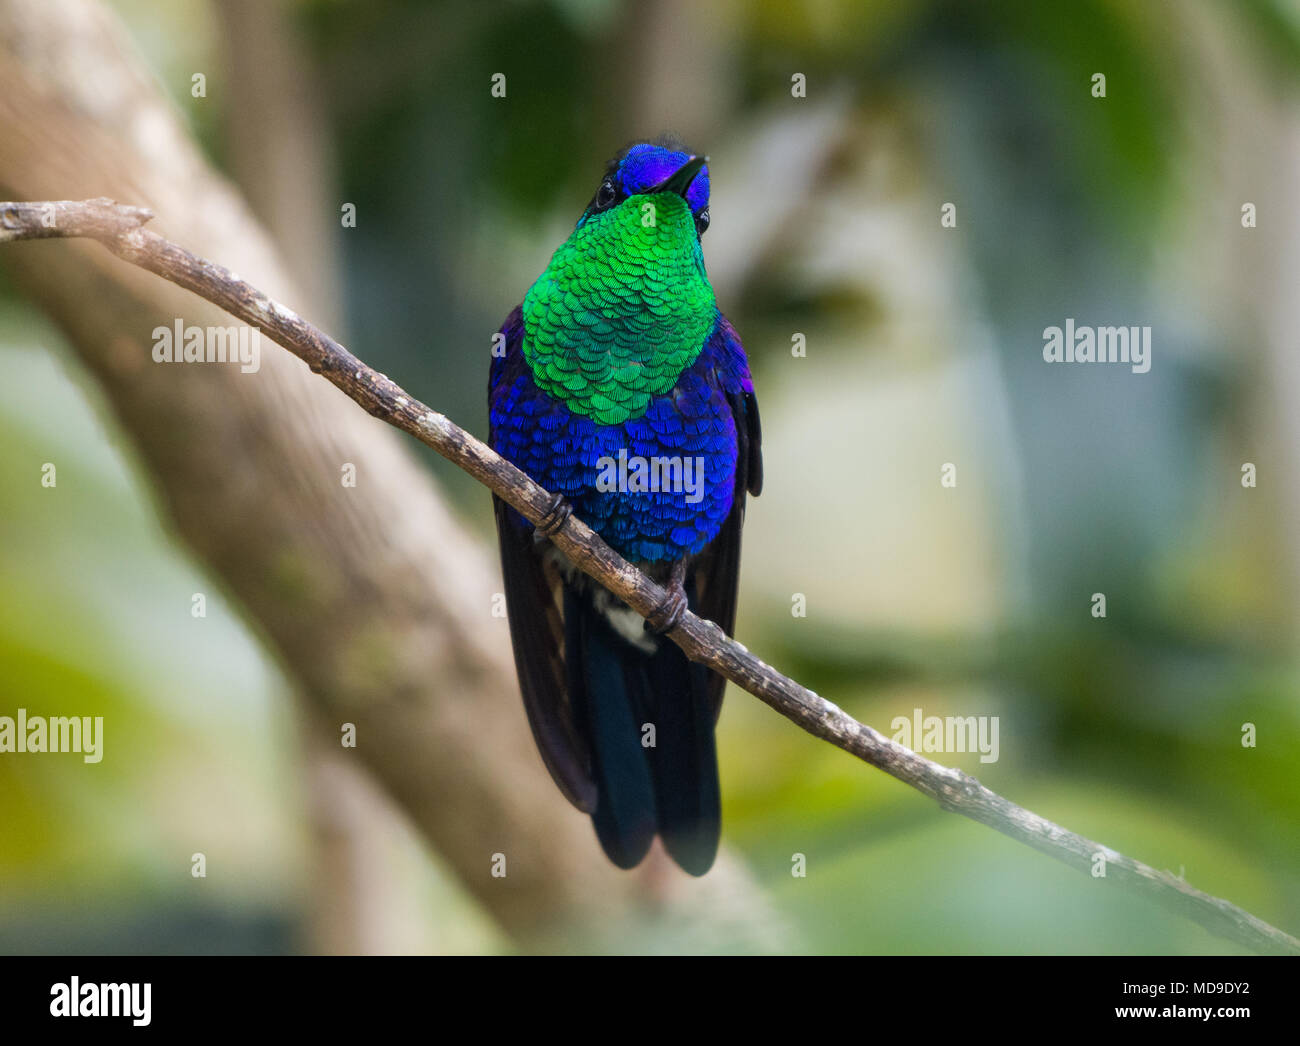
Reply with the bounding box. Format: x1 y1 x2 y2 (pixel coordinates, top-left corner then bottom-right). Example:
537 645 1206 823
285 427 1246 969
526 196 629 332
4 196 1296 956
0 0 777 951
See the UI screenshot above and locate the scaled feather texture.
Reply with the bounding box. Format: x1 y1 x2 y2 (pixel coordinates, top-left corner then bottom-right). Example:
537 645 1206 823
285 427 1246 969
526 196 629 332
488 139 762 874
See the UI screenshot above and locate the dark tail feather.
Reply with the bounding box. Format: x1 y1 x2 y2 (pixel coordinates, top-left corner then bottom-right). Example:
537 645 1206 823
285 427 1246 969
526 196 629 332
566 581 721 875
642 629 721 876
565 585 657 869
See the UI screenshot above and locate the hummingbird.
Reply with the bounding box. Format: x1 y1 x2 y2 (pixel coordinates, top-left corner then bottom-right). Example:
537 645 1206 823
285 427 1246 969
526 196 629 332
488 138 762 875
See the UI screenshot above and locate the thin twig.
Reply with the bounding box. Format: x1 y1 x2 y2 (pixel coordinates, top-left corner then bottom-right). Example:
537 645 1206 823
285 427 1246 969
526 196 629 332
3 197 1296 955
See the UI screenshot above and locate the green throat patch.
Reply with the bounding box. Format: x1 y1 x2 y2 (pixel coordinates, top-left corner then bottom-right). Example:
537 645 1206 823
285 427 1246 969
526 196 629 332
521 193 716 426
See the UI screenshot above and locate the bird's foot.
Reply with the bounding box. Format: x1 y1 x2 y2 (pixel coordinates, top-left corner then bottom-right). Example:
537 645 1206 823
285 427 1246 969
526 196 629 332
535 493 573 536
645 560 688 635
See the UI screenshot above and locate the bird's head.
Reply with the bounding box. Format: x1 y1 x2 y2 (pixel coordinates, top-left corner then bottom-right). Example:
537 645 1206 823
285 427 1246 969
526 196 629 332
580 139 711 238
520 137 718 425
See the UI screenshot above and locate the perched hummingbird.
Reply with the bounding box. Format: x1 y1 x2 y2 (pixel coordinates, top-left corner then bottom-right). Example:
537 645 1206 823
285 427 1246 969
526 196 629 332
488 138 762 875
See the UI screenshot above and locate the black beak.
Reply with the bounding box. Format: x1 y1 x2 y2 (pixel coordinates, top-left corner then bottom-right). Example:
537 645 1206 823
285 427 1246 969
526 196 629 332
647 155 707 198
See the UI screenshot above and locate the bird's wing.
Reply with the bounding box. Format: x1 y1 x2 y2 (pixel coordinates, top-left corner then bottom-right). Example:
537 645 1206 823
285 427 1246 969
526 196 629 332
490 308 597 812
691 318 763 719
492 496 597 812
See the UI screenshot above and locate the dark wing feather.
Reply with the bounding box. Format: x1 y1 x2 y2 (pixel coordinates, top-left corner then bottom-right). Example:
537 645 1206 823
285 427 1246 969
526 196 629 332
692 388 763 718
565 584 658 867
493 495 597 812
643 582 722 874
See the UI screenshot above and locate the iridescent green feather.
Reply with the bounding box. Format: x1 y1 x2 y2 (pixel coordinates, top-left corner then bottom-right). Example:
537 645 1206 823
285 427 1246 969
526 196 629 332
522 193 715 425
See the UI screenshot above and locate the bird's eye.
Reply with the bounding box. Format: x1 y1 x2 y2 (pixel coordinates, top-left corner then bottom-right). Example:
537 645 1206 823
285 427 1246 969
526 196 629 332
595 179 617 210
695 208 710 235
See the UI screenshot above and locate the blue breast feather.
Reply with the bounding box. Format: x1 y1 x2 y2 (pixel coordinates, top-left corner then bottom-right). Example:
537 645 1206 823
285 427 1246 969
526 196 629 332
489 309 753 563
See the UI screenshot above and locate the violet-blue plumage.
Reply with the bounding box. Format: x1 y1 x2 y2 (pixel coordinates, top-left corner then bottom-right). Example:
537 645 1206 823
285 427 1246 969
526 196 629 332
616 144 710 216
490 307 751 563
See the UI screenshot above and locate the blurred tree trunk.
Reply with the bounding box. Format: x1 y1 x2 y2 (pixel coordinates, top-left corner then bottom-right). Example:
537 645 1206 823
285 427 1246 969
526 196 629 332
0 0 779 951
213 0 342 331
212 0 428 955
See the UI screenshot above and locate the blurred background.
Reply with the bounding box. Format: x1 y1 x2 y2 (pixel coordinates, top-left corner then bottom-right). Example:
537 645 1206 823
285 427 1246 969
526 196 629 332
1 0 1298 954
